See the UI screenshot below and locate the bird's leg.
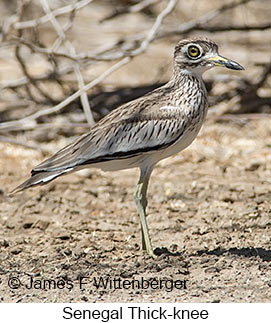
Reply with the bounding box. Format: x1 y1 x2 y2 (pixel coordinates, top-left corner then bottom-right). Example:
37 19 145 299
134 168 155 258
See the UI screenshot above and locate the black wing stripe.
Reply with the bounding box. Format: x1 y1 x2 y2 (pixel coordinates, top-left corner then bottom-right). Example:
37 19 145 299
80 128 185 166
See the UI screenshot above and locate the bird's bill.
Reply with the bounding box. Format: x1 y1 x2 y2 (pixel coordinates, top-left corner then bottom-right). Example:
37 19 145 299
208 55 244 70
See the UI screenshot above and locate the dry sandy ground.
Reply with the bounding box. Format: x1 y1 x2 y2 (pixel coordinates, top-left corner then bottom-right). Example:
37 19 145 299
0 117 271 302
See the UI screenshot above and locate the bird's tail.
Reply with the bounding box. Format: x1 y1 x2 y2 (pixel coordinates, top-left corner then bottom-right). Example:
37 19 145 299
10 168 73 194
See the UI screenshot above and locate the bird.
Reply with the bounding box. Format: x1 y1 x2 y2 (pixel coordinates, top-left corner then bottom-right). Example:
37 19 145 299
12 38 244 257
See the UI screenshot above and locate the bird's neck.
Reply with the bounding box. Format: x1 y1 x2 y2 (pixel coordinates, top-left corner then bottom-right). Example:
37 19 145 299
166 65 208 118
171 63 207 82
169 65 207 93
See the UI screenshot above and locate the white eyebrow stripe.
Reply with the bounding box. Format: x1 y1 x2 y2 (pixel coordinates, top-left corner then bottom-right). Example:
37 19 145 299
160 105 180 111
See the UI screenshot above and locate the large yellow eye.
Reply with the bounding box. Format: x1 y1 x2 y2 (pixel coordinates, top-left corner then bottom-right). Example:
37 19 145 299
188 45 201 59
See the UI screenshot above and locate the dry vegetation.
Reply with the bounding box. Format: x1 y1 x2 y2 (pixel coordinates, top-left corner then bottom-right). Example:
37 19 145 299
0 0 271 302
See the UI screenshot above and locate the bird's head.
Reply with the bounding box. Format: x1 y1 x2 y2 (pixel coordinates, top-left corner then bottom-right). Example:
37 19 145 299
174 38 244 75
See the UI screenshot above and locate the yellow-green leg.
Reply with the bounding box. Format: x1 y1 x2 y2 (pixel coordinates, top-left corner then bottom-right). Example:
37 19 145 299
134 167 156 258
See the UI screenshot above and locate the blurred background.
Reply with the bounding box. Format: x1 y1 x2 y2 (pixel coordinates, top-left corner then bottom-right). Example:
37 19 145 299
0 0 270 151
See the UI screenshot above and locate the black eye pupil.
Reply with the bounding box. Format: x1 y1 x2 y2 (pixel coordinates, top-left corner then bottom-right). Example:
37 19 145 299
188 46 200 58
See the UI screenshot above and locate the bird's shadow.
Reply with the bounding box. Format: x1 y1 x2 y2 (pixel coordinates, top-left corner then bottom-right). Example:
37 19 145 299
197 247 271 262
153 246 271 261
154 247 182 257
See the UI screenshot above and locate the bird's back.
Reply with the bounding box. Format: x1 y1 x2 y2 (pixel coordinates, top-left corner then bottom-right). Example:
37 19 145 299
34 74 207 172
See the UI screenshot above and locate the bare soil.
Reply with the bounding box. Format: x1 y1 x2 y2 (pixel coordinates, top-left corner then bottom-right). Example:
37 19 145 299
1 117 271 302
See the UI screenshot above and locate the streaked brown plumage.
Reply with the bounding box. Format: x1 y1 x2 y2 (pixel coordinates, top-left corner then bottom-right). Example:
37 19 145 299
13 38 244 257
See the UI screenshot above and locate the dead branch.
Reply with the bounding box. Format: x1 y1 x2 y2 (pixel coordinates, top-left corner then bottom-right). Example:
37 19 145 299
100 0 160 22
0 0 270 138
194 22 271 33
0 58 130 132
0 0 177 133
1 0 261 97
0 135 43 151
209 57 271 115
13 0 94 30
14 0 56 103
39 0 94 126
212 113 271 122
158 0 255 38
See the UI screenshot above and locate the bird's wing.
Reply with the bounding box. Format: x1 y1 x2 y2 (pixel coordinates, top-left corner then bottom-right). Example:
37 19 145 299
33 92 187 173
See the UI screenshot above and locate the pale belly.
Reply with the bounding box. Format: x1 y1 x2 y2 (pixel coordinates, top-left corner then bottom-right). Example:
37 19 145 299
160 126 200 160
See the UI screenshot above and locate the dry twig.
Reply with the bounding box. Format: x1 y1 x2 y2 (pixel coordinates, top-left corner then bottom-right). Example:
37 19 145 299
158 0 254 38
0 0 270 134
0 0 177 132
13 0 93 30
39 0 94 126
100 0 160 22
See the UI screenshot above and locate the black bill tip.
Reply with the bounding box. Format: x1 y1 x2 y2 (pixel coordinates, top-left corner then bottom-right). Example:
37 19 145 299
224 59 245 71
